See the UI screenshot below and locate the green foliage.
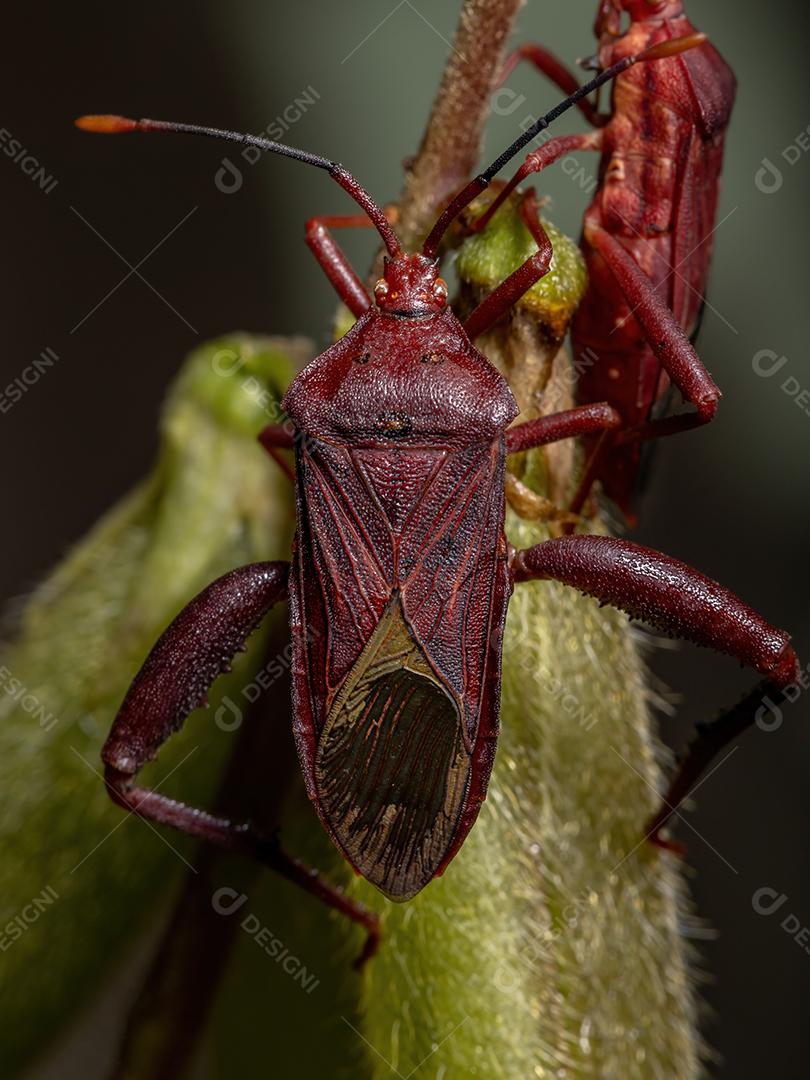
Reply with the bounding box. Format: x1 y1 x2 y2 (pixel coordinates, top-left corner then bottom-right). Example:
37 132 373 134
0 335 302 1074
456 191 588 339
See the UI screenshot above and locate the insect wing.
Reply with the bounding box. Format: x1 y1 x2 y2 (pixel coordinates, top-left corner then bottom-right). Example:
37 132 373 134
289 437 510 898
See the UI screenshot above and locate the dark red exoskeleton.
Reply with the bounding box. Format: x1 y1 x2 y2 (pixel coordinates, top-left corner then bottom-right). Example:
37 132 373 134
481 0 737 519
78 33 794 965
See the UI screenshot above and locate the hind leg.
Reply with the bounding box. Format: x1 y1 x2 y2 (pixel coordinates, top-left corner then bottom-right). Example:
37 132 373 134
512 535 800 850
103 561 380 967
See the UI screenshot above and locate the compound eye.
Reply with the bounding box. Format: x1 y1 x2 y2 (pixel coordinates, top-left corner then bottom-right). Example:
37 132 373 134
433 278 448 302
374 279 389 302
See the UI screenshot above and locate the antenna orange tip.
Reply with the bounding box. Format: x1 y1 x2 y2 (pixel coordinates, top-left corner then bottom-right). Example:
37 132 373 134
642 32 707 62
75 115 138 134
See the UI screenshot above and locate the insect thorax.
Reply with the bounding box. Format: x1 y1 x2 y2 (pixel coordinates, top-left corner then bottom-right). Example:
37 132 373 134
282 307 518 446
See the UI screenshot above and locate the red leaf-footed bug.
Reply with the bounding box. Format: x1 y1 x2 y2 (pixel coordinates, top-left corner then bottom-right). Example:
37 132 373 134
474 0 736 522
77 31 796 967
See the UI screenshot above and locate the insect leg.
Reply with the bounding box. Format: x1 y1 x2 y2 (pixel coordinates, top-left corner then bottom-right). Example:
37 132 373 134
464 190 555 340
505 403 621 455
498 44 605 127
512 535 800 848
305 214 372 317
641 680 794 855
503 472 580 525
102 559 380 967
258 424 295 449
504 404 620 524
306 210 396 318
585 222 722 432
265 836 381 970
615 408 719 447
258 423 296 483
103 561 291 846
566 220 724 514
468 131 603 238
512 536 798 685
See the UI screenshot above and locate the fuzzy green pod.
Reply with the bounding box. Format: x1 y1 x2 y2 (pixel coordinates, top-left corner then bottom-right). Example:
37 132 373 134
0 334 304 1074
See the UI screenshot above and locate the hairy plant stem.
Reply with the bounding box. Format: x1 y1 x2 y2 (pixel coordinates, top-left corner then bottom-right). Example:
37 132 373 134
393 0 525 249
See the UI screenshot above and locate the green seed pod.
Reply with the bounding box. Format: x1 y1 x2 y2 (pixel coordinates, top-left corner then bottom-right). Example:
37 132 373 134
455 191 590 511
0 334 303 1074
456 187 588 341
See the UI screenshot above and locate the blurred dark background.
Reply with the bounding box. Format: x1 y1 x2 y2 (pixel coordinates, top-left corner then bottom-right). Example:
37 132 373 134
2 1 809 1076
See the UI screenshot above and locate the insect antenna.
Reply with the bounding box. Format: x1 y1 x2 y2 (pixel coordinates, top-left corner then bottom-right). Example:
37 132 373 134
422 32 706 258
75 114 402 258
